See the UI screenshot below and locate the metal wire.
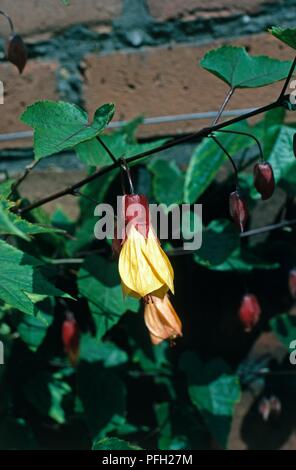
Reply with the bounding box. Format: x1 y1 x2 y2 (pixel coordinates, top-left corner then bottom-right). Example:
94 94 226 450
0 107 257 143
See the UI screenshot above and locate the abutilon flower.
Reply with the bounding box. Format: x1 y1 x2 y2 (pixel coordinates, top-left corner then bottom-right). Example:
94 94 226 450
62 316 80 366
118 194 174 299
144 294 182 345
253 162 275 200
229 190 248 232
238 294 261 332
289 269 296 299
116 194 182 344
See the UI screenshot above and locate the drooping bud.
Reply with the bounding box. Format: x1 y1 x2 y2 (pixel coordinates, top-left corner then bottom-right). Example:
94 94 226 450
229 191 248 232
7 34 27 74
144 295 182 345
289 269 296 299
62 316 80 366
238 294 261 332
253 162 275 200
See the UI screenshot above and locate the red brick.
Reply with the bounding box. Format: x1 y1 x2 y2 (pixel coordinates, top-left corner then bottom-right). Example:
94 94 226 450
0 0 122 36
0 60 58 148
84 33 294 138
147 0 280 21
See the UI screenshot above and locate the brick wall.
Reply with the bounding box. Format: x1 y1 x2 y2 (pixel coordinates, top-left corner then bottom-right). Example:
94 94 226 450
0 0 296 148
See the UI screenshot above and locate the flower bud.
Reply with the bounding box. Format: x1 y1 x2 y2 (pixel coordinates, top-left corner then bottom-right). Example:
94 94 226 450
7 34 27 74
229 191 248 232
124 194 150 238
253 162 275 200
62 316 80 366
238 294 261 332
289 269 296 298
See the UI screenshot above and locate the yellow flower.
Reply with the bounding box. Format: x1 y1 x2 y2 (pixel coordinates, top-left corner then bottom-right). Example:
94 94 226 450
118 195 174 298
144 294 182 345
116 194 182 345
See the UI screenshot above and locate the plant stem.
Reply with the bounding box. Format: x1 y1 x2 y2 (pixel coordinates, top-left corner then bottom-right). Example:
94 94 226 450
210 134 238 183
215 129 264 162
18 95 287 215
0 10 14 35
279 56 296 100
212 87 234 125
9 159 40 196
96 136 117 164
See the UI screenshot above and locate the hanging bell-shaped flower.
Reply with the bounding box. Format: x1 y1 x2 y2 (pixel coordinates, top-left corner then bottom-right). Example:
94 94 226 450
7 34 27 74
229 190 248 232
253 162 275 200
238 294 261 332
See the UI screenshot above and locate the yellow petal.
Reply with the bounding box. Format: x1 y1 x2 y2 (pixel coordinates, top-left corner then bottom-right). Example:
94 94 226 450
119 225 165 297
144 228 174 294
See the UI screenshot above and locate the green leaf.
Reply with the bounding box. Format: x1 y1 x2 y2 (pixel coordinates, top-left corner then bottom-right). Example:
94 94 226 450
200 45 292 88
204 247 280 272
78 256 139 340
269 313 296 349
148 159 185 204
93 437 141 450
184 126 251 203
266 125 295 183
180 351 240 448
17 299 54 351
0 239 68 316
0 198 63 241
77 361 126 437
24 372 72 424
194 220 239 267
270 26 296 50
75 138 110 167
79 335 128 367
21 100 115 160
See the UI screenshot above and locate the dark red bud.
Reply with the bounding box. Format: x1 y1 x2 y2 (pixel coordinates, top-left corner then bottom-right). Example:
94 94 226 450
124 194 150 238
229 191 248 232
253 162 275 200
62 318 80 366
289 269 296 298
7 34 27 74
238 294 261 332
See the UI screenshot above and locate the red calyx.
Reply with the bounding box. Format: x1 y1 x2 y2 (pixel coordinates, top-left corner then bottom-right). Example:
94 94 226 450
7 34 27 74
253 162 275 200
229 191 248 232
124 194 150 238
289 269 296 299
238 294 261 332
62 317 80 366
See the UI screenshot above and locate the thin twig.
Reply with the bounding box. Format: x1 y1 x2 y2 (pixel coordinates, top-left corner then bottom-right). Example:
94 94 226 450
19 96 286 215
240 218 296 238
210 134 238 183
9 159 40 196
0 10 14 35
215 129 264 162
279 56 296 99
96 136 117 164
212 87 235 125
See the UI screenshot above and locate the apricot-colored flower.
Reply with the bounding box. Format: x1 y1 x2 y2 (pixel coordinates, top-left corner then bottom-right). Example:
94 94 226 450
118 194 174 299
144 294 182 345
